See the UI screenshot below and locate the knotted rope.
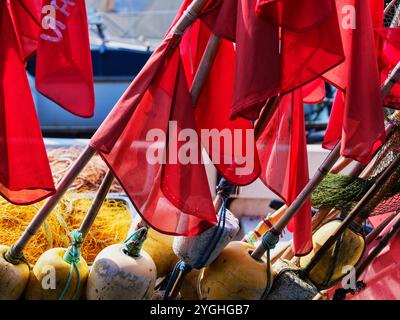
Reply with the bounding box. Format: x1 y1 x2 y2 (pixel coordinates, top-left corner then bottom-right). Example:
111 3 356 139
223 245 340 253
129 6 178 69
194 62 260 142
59 230 83 300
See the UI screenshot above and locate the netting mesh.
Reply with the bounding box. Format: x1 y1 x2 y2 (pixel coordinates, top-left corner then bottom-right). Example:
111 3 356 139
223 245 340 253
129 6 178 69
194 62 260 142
312 125 400 217
384 0 400 27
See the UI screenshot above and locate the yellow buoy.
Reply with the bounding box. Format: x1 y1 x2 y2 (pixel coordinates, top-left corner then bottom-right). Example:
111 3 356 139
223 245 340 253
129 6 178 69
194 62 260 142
300 220 365 288
198 241 273 300
180 268 201 300
143 228 178 278
0 245 30 300
24 247 89 300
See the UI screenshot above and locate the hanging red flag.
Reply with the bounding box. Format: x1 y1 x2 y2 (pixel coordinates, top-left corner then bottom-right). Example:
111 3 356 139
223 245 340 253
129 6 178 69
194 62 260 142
257 90 313 256
202 0 344 120
302 79 326 104
375 27 400 110
0 1 55 205
179 19 261 186
35 0 95 117
323 0 385 165
90 12 217 235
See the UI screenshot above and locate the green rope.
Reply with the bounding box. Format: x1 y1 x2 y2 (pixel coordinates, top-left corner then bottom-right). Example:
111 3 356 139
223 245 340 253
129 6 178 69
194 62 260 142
124 227 148 258
311 173 372 209
59 230 83 300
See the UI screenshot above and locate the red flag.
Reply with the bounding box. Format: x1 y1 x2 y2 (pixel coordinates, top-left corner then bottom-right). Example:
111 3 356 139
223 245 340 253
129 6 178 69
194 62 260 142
90 30 217 235
375 27 400 109
302 79 326 104
0 1 55 205
202 0 344 120
323 0 385 165
180 20 261 186
36 0 95 117
257 90 313 256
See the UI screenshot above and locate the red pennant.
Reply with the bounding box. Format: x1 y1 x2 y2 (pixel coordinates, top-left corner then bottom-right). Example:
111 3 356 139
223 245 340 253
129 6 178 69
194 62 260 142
180 20 261 186
375 27 400 109
36 0 95 117
323 0 385 165
202 0 344 120
0 1 55 205
257 90 312 256
90 29 217 235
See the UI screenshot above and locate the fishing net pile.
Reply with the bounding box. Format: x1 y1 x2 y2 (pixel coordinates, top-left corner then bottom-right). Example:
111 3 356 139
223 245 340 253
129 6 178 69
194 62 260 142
48 146 124 193
0 197 132 265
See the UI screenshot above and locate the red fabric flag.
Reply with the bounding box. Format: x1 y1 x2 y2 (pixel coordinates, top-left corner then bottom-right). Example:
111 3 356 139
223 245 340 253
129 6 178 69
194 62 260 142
202 0 344 120
302 79 326 104
323 0 385 165
36 0 95 117
375 27 400 109
90 30 217 235
257 90 313 256
180 20 261 186
0 1 55 205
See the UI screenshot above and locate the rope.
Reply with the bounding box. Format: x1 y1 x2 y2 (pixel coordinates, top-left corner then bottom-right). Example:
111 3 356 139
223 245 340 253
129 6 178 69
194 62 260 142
260 230 280 300
163 178 234 300
59 230 83 300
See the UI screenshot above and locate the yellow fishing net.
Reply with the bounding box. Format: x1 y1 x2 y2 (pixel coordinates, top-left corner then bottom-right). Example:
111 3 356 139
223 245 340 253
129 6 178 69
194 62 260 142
0 196 132 265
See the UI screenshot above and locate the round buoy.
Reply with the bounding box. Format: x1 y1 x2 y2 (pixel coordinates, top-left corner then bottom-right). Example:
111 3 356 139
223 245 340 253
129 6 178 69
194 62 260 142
198 241 273 300
143 228 178 278
0 245 30 300
86 228 156 300
174 209 240 268
24 247 89 300
300 220 365 288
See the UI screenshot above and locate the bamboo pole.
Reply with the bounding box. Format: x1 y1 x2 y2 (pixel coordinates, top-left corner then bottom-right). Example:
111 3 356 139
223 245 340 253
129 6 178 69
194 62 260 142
4 0 212 265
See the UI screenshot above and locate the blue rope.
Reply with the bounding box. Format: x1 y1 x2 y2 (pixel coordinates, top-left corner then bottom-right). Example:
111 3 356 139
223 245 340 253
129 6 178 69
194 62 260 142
163 178 234 300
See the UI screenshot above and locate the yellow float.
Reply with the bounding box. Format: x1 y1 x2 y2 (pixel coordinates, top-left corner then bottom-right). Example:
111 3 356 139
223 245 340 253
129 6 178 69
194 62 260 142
300 220 365 288
0 245 30 300
198 241 273 300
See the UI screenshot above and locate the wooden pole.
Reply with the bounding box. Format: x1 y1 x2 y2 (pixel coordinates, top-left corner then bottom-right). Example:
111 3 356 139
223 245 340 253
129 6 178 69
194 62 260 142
78 170 115 239
5 146 96 263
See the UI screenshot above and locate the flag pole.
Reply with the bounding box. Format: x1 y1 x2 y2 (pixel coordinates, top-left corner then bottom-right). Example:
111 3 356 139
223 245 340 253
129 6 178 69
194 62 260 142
251 61 400 262
4 0 212 265
5 146 96 263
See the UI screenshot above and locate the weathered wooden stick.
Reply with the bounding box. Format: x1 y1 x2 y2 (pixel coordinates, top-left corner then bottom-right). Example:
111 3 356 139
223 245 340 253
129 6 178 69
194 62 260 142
79 170 115 239
5 146 96 263
251 142 342 260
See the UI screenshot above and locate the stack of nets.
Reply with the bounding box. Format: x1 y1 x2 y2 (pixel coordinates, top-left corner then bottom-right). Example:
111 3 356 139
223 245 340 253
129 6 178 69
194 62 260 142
0 196 132 265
